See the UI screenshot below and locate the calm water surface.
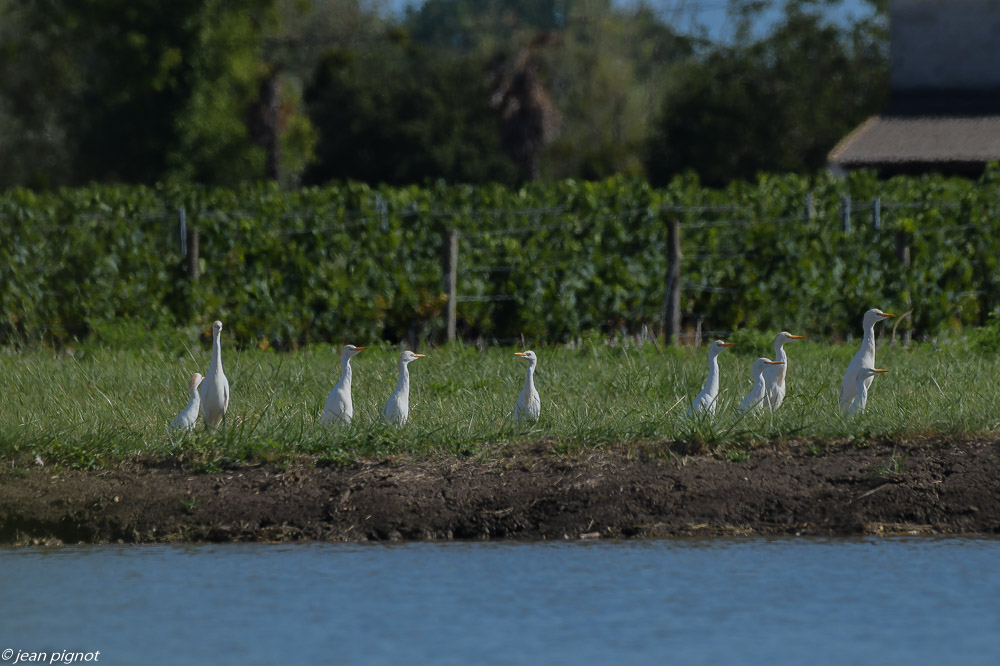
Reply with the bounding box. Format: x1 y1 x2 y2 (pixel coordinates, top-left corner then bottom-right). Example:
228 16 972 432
1 538 998 665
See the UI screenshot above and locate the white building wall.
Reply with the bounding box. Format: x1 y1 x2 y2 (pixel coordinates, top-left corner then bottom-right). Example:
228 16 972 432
891 0 1000 89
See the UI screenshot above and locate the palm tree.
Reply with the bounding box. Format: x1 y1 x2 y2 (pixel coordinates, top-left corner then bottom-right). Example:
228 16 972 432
489 35 560 183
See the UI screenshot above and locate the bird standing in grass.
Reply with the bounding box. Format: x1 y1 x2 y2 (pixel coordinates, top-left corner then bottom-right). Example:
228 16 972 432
201 320 230 429
689 340 735 416
738 358 785 414
845 367 889 416
321 344 366 425
383 350 425 425
764 331 805 410
513 350 540 422
171 373 204 431
840 308 895 412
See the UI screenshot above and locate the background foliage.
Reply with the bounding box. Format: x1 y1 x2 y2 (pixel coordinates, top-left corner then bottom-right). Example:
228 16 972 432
0 0 887 189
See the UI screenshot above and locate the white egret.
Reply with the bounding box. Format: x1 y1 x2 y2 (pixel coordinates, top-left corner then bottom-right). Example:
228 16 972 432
383 350 426 425
321 344 367 425
845 367 889 416
738 358 785 414
513 350 540 422
689 340 735 416
840 308 895 412
763 331 805 410
170 373 204 431
201 320 230 429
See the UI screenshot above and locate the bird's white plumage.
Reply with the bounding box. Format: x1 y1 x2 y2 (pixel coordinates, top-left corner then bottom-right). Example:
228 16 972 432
689 340 735 416
738 358 785 414
321 345 366 425
763 331 804 410
845 367 889 415
513 350 540 422
383 350 425 425
171 372 204 431
840 309 894 412
201 320 230 429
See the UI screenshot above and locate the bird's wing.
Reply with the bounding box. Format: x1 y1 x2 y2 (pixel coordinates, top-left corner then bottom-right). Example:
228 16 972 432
322 389 339 415
840 352 862 407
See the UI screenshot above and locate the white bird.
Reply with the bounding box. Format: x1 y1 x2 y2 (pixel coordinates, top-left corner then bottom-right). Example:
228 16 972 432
201 320 230 429
763 331 805 410
738 357 785 414
321 344 367 425
383 350 426 425
513 350 540 422
689 340 735 416
845 367 889 416
170 373 204 431
840 308 895 412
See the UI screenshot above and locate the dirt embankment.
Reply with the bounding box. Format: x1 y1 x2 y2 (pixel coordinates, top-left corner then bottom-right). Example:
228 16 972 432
2 438 999 545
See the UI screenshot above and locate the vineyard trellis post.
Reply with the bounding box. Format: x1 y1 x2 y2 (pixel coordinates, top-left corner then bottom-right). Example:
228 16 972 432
663 217 681 347
185 212 199 284
442 228 458 342
895 229 912 344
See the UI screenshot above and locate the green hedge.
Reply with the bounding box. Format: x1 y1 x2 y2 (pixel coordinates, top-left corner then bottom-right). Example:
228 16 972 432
2 170 999 347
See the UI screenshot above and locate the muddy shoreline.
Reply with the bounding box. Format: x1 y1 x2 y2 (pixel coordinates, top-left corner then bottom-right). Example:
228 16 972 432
2 438 999 545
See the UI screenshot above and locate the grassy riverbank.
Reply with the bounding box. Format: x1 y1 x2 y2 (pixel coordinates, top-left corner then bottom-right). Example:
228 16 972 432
2 325 1000 473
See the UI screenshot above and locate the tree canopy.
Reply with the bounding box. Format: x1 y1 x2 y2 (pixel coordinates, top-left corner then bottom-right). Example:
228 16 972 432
645 0 888 186
0 0 889 190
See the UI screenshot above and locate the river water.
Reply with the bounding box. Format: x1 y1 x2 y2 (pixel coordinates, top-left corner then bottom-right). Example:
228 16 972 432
1 537 998 665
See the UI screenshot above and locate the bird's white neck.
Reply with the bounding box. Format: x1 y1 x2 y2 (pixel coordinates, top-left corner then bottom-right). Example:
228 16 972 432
395 361 410 396
523 361 536 393
189 385 201 403
773 342 789 384
861 319 878 350
209 331 224 376
753 370 767 392
337 354 353 390
703 352 721 397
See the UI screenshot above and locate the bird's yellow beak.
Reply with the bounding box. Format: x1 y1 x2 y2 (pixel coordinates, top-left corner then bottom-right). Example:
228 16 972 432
874 368 889 373
413 353 426 358
788 334 805 339
882 312 896 318
720 342 735 347
514 352 528 357
355 347 367 351
768 360 785 365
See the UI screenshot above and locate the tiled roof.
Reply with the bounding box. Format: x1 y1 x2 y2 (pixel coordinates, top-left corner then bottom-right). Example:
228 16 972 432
828 115 1000 166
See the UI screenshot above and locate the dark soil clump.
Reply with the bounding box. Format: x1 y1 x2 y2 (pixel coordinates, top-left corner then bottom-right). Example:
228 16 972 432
2 438 999 544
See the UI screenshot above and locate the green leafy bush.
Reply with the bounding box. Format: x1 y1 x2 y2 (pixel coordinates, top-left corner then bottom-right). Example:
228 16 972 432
2 170 1000 347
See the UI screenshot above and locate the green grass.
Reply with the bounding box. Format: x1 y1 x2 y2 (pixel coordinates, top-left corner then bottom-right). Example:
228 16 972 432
2 328 999 472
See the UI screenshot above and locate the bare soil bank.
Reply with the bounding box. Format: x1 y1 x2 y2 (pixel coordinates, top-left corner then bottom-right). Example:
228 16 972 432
2 438 999 545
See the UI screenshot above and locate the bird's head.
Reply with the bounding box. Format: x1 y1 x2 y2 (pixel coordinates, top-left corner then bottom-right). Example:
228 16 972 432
212 320 224 335
776 331 805 344
400 350 426 364
752 357 784 374
341 344 367 358
864 308 895 326
190 373 204 390
514 350 537 363
709 340 735 354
